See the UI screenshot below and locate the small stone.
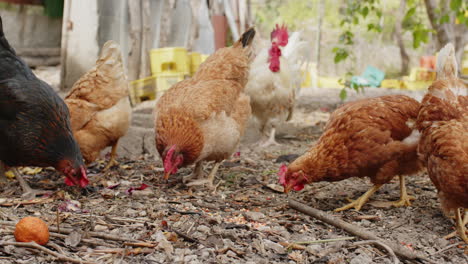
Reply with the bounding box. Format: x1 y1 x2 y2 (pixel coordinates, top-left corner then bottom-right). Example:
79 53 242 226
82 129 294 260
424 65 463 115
226 250 237 258
132 189 154 198
263 239 284 254
93 225 108 232
184 255 198 262
197 225 210 234
305 244 322 254
200 250 210 258
125 208 138 217
139 210 147 217
191 231 207 241
243 211 266 222
350 253 372 264
360 219 371 227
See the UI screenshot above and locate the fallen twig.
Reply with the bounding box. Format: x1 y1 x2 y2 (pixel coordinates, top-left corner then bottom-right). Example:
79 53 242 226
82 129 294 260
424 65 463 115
288 199 434 263
0 197 54 207
49 232 114 248
429 242 463 256
171 229 199 244
352 240 399 264
90 248 155 256
280 237 355 251
48 226 140 243
0 241 95 264
123 241 158 248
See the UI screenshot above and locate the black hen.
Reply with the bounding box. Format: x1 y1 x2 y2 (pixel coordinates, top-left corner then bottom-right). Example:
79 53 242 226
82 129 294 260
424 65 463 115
0 16 88 197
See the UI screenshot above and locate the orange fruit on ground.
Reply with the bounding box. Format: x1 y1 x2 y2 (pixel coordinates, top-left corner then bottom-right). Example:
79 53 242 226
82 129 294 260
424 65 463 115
14 216 50 245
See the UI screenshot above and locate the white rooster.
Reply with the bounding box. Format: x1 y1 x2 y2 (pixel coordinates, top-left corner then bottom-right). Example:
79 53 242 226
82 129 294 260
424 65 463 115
245 24 310 147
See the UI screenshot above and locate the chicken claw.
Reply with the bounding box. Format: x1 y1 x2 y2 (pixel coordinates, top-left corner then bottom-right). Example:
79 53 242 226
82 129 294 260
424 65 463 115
335 184 383 212
103 142 119 171
444 209 468 243
183 162 203 184
387 175 416 207
259 127 280 148
13 168 50 200
186 162 221 190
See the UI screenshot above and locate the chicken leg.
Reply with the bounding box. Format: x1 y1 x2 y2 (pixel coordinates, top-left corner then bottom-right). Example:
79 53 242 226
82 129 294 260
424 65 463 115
389 175 415 207
444 209 468 242
0 162 7 185
335 184 383 212
183 162 203 184
103 141 119 171
260 127 280 147
186 161 222 189
13 168 49 200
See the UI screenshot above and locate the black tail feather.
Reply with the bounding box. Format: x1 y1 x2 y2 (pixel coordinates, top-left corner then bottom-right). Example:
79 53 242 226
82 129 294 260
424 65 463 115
240 27 255 48
0 15 17 54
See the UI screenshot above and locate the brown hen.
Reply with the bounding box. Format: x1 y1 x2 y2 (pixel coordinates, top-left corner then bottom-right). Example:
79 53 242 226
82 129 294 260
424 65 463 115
154 28 255 188
416 43 468 243
279 95 424 211
65 41 132 170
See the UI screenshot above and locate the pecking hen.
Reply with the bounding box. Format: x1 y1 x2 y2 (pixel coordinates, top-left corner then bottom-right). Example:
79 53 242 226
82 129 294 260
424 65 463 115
65 41 132 171
279 94 424 211
0 16 88 198
154 28 255 189
416 43 468 243
245 24 310 147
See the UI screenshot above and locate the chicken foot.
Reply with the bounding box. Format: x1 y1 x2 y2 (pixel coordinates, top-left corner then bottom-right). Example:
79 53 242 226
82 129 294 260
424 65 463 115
186 161 222 190
183 162 203 184
103 141 119 171
334 184 383 212
260 127 280 147
444 209 468 242
13 168 50 200
384 175 415 207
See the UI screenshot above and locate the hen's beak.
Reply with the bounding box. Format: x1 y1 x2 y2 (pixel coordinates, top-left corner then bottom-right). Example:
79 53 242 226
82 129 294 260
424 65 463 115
163 172 170 181
283 184 292 194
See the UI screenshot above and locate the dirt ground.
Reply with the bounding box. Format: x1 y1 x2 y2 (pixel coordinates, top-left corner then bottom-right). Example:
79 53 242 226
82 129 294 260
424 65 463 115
0 87 467 264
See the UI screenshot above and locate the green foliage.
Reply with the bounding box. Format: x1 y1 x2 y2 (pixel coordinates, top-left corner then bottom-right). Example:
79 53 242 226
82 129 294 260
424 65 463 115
332 0 383 99
449 0 468 27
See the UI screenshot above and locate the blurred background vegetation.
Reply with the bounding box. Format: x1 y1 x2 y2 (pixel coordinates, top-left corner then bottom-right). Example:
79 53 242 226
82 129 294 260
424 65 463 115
252 0 466 84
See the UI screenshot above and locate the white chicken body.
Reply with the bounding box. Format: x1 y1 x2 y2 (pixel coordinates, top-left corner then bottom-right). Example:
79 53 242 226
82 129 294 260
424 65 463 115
245 31 309 145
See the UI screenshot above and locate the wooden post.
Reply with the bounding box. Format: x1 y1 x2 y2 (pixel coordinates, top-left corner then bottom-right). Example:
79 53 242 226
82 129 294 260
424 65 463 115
314 0 324 89
140 0 151 78
127 0 142 81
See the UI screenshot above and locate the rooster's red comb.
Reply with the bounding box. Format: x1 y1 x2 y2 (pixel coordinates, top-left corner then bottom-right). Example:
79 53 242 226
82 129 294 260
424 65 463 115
271 24 289 47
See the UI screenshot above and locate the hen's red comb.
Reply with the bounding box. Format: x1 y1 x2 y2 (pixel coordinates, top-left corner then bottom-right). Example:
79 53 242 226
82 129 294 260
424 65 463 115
271 24 289 47
278 164 288 185
163 145 176 172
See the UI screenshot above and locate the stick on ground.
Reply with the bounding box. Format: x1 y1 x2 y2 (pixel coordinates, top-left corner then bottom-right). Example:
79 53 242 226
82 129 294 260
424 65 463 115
353 240 399 264
0 241 95 264
288 199 434 263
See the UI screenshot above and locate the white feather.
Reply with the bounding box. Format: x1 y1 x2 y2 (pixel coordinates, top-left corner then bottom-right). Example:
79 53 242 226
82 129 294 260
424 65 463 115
436 43 458 79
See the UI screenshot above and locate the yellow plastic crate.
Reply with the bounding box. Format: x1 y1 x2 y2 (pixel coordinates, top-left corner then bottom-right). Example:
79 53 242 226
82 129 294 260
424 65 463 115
318 76 344 89
402 81 431 91
156 72 185 94
150 47 190 75
381 79 403 89
189 52 210 75
129 76 157 106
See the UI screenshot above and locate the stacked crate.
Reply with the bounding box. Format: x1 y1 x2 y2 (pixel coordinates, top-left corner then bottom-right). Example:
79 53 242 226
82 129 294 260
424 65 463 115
129 47 209 106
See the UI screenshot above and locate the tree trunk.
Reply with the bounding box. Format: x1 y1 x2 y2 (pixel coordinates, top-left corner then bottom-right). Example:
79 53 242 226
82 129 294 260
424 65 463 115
423 0 451 50
424 0 467 72
128 0 142 81
395 0 409 75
